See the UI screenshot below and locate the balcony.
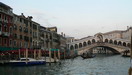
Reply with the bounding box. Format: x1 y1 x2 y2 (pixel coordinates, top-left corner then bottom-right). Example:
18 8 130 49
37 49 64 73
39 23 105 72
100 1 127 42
4 20 8 23
0 9 13 16
2 32 10 37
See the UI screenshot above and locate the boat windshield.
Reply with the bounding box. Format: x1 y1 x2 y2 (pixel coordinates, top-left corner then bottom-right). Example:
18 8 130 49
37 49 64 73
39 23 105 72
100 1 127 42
21 59 29 61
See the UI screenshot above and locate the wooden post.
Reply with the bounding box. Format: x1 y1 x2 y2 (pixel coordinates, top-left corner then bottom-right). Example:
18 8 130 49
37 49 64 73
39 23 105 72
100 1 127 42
58 49 60 60
40 49 42 58
18 49 20 58
26 48 28 64
38 49 41 59
34 49 36 59
24 49 26 58
64 50 65 59
54 50 56 62
49 49 51 64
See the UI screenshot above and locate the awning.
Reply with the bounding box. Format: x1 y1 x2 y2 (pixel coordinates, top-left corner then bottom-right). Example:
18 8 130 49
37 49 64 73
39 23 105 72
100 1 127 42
0 46 19 51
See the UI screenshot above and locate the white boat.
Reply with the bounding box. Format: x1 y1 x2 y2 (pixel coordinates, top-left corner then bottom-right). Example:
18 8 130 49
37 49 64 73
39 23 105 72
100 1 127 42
41 57 59 63
4 58 46 66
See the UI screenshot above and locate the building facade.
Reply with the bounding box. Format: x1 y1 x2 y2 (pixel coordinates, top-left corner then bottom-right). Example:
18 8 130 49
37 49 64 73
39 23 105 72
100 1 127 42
0 2 67 60
0 2 13 47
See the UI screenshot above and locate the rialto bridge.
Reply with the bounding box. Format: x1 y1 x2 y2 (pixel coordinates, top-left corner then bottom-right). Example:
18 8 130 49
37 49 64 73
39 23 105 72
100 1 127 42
67 33 131 55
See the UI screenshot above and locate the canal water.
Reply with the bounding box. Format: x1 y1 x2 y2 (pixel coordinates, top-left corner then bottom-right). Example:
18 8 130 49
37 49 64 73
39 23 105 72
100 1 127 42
0 54 130 75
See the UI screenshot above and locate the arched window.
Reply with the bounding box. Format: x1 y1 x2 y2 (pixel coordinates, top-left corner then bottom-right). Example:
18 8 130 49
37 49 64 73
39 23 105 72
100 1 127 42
88 40 91 45
114 40 117 45
123 42 126 47
70 45 74 50
92 39 96 43
105 39 108 43
79 43 82 48
127 43 130 48
118 41 122 46
75 44 78 49
83 42 87 47
109 39 113 44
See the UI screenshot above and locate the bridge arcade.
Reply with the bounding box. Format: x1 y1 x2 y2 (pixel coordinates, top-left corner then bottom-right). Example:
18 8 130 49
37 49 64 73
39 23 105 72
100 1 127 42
67 33 130 55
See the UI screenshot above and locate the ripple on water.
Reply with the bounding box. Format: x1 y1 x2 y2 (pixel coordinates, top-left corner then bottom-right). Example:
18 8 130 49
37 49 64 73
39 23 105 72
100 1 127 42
0 55 130 75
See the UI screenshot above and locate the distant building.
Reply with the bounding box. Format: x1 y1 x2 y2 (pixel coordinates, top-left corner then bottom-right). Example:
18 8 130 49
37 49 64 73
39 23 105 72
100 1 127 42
66 37 75 43
103 30 123 39
122 27 132 41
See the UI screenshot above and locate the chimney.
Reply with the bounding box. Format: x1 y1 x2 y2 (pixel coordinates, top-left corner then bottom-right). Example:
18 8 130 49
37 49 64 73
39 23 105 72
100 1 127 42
28 16 33 20
21 13 25 17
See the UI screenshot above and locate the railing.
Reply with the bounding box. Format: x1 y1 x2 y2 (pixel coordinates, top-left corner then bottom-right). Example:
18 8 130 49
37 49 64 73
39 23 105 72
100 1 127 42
2 32 10 37
0 10 13 16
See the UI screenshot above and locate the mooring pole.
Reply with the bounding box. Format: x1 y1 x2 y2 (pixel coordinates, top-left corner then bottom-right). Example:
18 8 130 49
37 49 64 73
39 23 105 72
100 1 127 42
129 29 132 75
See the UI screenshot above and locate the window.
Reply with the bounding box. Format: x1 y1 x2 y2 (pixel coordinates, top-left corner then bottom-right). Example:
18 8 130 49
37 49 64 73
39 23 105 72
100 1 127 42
33 24 37 29
24 19 28 26
24 36 29 41
4 39 6 44
20 42 22 47
0 38 2 44
24 27 28 33
4 16 7 20
10 40 12 46
0 14 1 19
20 18 22 23
19 26 22 32
4 26 7 32
30 37 32 42
0 23 2 31
14 24 17 30
30 29 32 34
30 22 32 27
14 41 16 47
20 35 23 40
10 26 12 33
14 34 17 39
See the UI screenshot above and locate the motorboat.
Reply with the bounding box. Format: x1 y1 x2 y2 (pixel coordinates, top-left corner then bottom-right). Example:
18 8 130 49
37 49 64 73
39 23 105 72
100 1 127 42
3 58 46 66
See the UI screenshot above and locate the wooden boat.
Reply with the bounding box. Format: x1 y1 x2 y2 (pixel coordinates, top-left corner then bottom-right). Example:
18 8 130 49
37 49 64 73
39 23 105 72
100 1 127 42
81 53 95 59
2 58 46 66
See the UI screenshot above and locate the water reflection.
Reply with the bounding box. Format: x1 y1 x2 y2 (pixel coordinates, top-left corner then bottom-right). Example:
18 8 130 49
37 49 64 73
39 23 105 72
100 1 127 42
0 55 130 75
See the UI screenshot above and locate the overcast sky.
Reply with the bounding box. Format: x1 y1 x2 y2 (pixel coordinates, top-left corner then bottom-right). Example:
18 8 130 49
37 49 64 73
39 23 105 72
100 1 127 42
1 0 132 39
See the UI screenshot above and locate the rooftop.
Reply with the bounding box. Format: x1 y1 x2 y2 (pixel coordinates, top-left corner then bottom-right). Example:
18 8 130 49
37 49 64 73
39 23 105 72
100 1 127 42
0 2 12 9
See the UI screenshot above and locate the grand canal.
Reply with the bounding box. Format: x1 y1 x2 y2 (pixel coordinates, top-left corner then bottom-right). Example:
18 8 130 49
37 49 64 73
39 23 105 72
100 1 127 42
0 54 130 75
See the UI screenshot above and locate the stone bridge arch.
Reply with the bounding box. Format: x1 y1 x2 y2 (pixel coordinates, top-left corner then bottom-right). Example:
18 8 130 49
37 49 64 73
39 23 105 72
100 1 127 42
89 46 120 54
68 33 130 56
77 43 130 55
